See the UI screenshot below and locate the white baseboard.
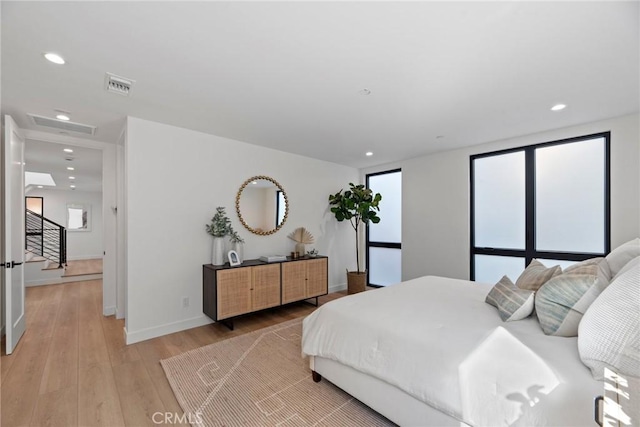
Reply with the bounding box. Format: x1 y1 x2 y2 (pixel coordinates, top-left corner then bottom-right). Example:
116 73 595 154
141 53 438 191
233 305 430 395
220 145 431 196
329 283 347 293
125 315 213 345
103 305 116 316
26 277 63 287
115 307 125 320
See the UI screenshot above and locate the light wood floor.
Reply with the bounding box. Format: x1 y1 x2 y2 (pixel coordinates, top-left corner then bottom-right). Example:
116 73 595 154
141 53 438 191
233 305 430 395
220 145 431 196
1 280 345 426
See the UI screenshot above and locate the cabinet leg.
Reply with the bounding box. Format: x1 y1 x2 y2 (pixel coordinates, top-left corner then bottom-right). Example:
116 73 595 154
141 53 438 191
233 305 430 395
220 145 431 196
312 371 322 383
220 319 234 330
302 297 319 307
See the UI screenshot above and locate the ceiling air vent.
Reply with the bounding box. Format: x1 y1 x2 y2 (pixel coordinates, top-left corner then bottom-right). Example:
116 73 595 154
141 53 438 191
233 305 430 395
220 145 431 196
105 72 135 96
28 114 97 135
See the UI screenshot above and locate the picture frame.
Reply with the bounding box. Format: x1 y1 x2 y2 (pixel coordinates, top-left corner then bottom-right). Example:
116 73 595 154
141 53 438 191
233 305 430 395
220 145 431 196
228 250 241 266
66 203 91 232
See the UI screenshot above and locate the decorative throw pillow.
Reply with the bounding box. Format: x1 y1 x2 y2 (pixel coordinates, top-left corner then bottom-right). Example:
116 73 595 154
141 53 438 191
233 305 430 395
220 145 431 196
612 256 640 282
485 275 535 322
578 260 640 380
535 258 610 336
605 238 640 278
564 257 607 276
515 259 562 291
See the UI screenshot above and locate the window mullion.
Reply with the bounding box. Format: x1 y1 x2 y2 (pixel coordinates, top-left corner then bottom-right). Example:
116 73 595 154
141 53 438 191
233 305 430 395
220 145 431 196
525 147 536 266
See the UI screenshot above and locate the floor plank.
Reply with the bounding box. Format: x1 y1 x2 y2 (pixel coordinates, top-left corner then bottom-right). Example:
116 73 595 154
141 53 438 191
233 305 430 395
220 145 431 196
112 360 167 427
38 284 79 394
30 385 78 427
78 362 126 427
1 337 51 426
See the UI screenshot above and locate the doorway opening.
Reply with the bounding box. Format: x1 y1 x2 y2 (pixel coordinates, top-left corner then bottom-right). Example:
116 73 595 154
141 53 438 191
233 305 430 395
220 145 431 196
366 169 402 287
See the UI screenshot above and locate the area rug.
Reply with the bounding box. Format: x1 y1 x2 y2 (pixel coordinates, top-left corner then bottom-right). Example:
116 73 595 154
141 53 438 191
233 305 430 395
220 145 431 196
161 318 394 426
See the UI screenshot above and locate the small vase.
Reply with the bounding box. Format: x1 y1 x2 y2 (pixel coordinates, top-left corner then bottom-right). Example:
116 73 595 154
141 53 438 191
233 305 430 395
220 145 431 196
232 241 244 264
212 237 225 266
295 243 305 257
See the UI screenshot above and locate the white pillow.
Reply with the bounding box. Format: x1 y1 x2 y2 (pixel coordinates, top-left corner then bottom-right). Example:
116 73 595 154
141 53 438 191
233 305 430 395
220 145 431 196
612 256 640 282
578 258 640 380
605 238 640 278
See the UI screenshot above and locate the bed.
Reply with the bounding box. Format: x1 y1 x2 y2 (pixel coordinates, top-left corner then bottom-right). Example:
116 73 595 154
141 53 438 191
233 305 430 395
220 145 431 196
301 275 603 426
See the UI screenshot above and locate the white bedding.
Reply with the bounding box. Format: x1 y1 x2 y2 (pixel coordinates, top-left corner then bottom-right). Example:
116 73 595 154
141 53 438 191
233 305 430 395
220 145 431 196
302 275 602 426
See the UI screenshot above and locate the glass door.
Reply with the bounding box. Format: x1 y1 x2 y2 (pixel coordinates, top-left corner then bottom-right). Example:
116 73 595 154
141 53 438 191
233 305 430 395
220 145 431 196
366 169 401 286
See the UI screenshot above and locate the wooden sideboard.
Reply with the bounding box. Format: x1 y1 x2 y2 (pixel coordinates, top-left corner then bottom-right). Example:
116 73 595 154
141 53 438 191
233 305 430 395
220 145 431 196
203 256 328 329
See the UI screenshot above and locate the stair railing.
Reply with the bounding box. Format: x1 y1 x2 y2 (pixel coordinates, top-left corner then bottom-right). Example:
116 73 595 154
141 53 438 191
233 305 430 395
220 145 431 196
25 209 67 268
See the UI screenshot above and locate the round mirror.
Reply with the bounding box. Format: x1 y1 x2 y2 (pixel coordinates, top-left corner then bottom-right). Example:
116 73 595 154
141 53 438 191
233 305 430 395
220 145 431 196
236 175 289 235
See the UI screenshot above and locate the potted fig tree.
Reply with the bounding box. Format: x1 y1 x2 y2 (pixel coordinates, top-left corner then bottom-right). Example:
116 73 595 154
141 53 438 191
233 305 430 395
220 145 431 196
328 183 381 294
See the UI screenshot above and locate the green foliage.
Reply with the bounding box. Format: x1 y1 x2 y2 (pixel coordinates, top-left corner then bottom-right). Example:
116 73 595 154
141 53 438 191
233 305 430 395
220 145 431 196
205 207 234 238
229 230 245 244
328 183 382 272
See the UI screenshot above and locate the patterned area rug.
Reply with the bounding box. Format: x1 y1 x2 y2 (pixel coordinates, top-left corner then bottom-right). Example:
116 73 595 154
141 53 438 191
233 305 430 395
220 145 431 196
161 318 394 426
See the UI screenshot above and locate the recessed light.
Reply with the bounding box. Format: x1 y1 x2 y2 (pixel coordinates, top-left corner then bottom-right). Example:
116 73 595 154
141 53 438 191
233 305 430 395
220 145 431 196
70 185 76 188
69 176 75 180
63 148 73 153
67 167 74 171
551 104 566 111
44 53 65 65
56 114 70 121
252 181 258 185
365 152 373 156
37 185 43 189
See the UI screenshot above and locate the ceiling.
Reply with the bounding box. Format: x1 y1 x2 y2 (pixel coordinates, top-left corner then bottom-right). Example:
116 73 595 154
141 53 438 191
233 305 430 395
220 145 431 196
2 2 638 169
25 139 102 193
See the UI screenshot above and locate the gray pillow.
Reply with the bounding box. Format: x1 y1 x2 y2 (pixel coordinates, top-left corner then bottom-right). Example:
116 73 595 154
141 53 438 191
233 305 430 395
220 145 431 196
515 259 562 291
535 259 610 337
485 275 535 322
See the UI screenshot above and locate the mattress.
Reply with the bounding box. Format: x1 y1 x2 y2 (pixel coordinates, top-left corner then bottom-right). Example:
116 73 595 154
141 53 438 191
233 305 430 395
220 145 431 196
302 275 602 426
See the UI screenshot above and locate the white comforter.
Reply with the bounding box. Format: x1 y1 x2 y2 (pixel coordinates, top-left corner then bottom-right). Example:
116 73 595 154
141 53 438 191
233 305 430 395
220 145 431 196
302 276 601 426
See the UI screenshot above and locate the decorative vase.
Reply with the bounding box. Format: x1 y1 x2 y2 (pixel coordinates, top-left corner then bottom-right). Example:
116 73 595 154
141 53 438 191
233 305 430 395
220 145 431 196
232 241 244 264
212 237 225 266
295 242 305 257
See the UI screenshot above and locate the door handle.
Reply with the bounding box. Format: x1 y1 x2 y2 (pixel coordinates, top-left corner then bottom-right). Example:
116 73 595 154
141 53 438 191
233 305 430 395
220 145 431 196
11 261 23 268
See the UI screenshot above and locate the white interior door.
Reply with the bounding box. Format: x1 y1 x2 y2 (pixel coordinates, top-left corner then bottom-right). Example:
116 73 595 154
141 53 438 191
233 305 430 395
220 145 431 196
2 115 26 354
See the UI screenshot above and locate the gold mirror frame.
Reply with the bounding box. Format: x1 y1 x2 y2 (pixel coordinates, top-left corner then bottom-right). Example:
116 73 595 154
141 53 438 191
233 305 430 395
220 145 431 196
236 175 289 236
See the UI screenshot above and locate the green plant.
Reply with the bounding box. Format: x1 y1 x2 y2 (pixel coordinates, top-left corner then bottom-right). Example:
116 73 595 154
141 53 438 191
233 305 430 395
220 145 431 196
229 230 245 244
206 207 233 238
328 183 381 273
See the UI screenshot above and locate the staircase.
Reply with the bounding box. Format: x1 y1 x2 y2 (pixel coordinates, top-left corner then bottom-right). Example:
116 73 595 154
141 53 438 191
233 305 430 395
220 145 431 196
25 208 67 268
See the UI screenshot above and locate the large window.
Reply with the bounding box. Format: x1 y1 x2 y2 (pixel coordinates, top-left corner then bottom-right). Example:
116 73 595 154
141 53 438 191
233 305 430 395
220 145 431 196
470 133 610 283
366 169 402 286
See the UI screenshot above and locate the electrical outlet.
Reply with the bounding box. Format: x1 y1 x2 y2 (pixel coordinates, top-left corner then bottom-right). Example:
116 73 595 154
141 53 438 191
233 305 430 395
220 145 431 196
182 297 189 308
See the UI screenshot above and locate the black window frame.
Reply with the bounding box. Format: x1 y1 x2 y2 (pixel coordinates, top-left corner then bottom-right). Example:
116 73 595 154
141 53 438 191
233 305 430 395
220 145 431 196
366 168 402 287
470 132 611 280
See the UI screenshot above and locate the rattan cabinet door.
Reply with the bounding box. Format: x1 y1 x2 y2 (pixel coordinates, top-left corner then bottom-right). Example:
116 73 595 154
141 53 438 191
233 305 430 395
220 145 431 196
306 258 328 298
217 268 252 319
252 264 281 311
281 261 306 304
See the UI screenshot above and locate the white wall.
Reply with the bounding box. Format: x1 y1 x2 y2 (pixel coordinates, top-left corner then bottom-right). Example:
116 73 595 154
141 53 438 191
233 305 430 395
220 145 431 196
27 188 104 260
363 113 640 282
124 117 358 343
